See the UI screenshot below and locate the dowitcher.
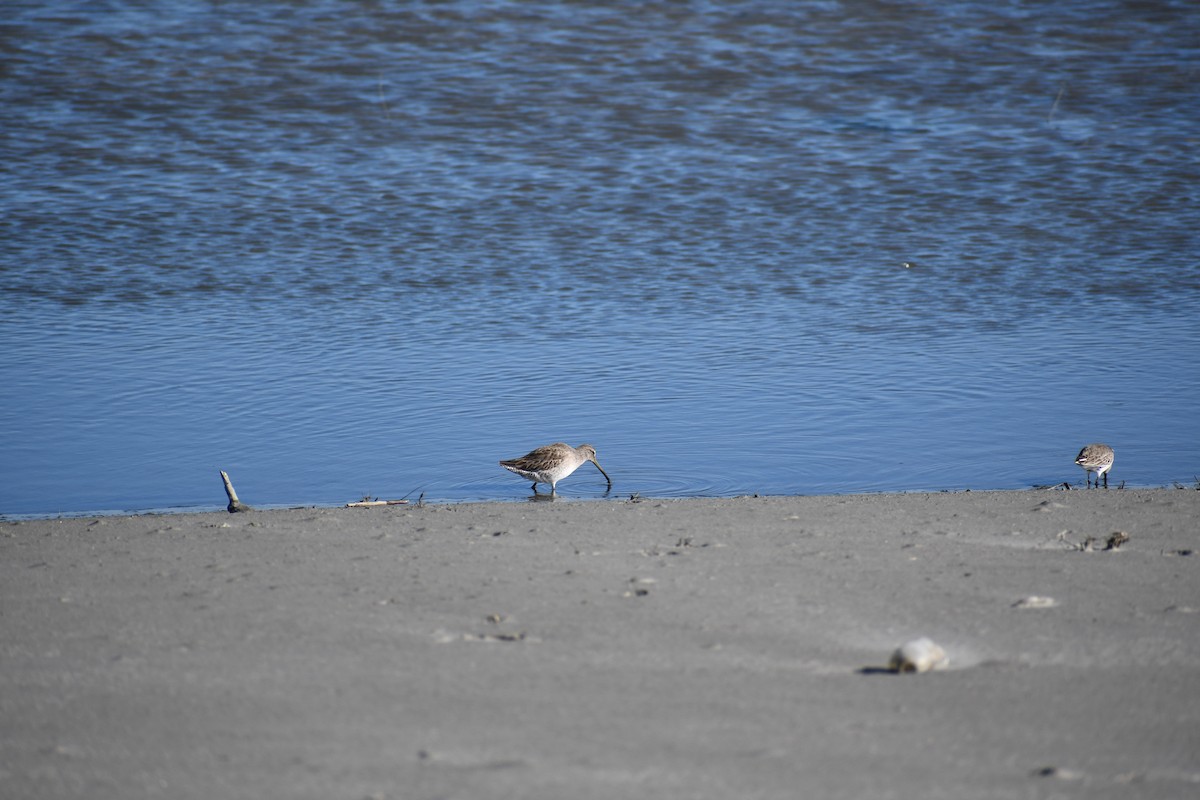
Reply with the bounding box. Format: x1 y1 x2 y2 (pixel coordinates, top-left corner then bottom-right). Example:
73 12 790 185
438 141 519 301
1074 443 1114 488
500 443 611 494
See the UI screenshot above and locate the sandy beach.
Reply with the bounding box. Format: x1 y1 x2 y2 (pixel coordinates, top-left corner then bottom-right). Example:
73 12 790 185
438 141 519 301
2 489 1198 799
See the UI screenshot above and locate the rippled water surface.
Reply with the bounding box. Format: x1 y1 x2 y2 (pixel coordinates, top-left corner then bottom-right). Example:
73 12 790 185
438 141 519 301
3 1 1199 516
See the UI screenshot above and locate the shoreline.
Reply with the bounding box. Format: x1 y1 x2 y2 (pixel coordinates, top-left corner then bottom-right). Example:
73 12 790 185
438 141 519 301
4 480 1194 523
3 489 1198 798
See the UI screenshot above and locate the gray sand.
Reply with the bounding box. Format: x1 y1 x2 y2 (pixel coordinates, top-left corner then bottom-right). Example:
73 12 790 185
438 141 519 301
2 490 1198 799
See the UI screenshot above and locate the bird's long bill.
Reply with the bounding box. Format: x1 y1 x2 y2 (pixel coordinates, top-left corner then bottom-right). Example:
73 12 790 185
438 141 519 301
592 459 612 489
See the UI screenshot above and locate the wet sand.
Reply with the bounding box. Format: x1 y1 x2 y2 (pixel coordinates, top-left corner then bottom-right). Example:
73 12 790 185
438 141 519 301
2 489 1198 799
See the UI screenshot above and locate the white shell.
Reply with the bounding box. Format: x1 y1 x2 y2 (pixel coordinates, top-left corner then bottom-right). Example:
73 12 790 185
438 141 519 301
888 637 949 673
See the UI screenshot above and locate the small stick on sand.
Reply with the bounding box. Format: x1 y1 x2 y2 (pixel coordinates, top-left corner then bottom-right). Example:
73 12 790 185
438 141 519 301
220 470 252 513
346 499 409 508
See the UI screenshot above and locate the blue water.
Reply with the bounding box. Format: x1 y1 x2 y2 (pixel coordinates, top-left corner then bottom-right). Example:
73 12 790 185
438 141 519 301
3 1 1199 517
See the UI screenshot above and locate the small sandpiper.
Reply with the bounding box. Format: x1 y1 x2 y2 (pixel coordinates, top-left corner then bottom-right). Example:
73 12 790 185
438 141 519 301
1074 443 1114 488
500 442 612 495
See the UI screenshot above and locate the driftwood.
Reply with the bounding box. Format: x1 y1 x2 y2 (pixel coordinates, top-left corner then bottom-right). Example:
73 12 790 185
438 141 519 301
219 470 252 513
346 498 409 508
220 472 410 512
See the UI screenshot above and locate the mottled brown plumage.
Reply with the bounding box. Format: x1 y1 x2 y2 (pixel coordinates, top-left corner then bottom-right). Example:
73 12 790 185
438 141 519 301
500 443 611 494
1075 443 1114 488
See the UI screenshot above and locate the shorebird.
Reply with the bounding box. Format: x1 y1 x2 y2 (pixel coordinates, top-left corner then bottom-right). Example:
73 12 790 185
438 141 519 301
1075 443 1114 488
499 443 612 495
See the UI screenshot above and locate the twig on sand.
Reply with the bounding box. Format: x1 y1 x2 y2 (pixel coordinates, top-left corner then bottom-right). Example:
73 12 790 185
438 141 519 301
220 470 252 513
346 497 409 508
347 486 422 508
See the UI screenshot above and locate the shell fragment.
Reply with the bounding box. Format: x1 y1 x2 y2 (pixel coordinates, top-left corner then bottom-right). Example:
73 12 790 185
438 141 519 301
888 637 949 673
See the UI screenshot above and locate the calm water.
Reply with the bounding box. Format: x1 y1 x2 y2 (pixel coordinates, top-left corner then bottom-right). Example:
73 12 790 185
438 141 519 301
3 1 1199 517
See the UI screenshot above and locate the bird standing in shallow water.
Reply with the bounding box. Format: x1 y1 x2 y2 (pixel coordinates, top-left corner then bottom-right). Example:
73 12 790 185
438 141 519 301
1075 443 1115 488
500 443 611 495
